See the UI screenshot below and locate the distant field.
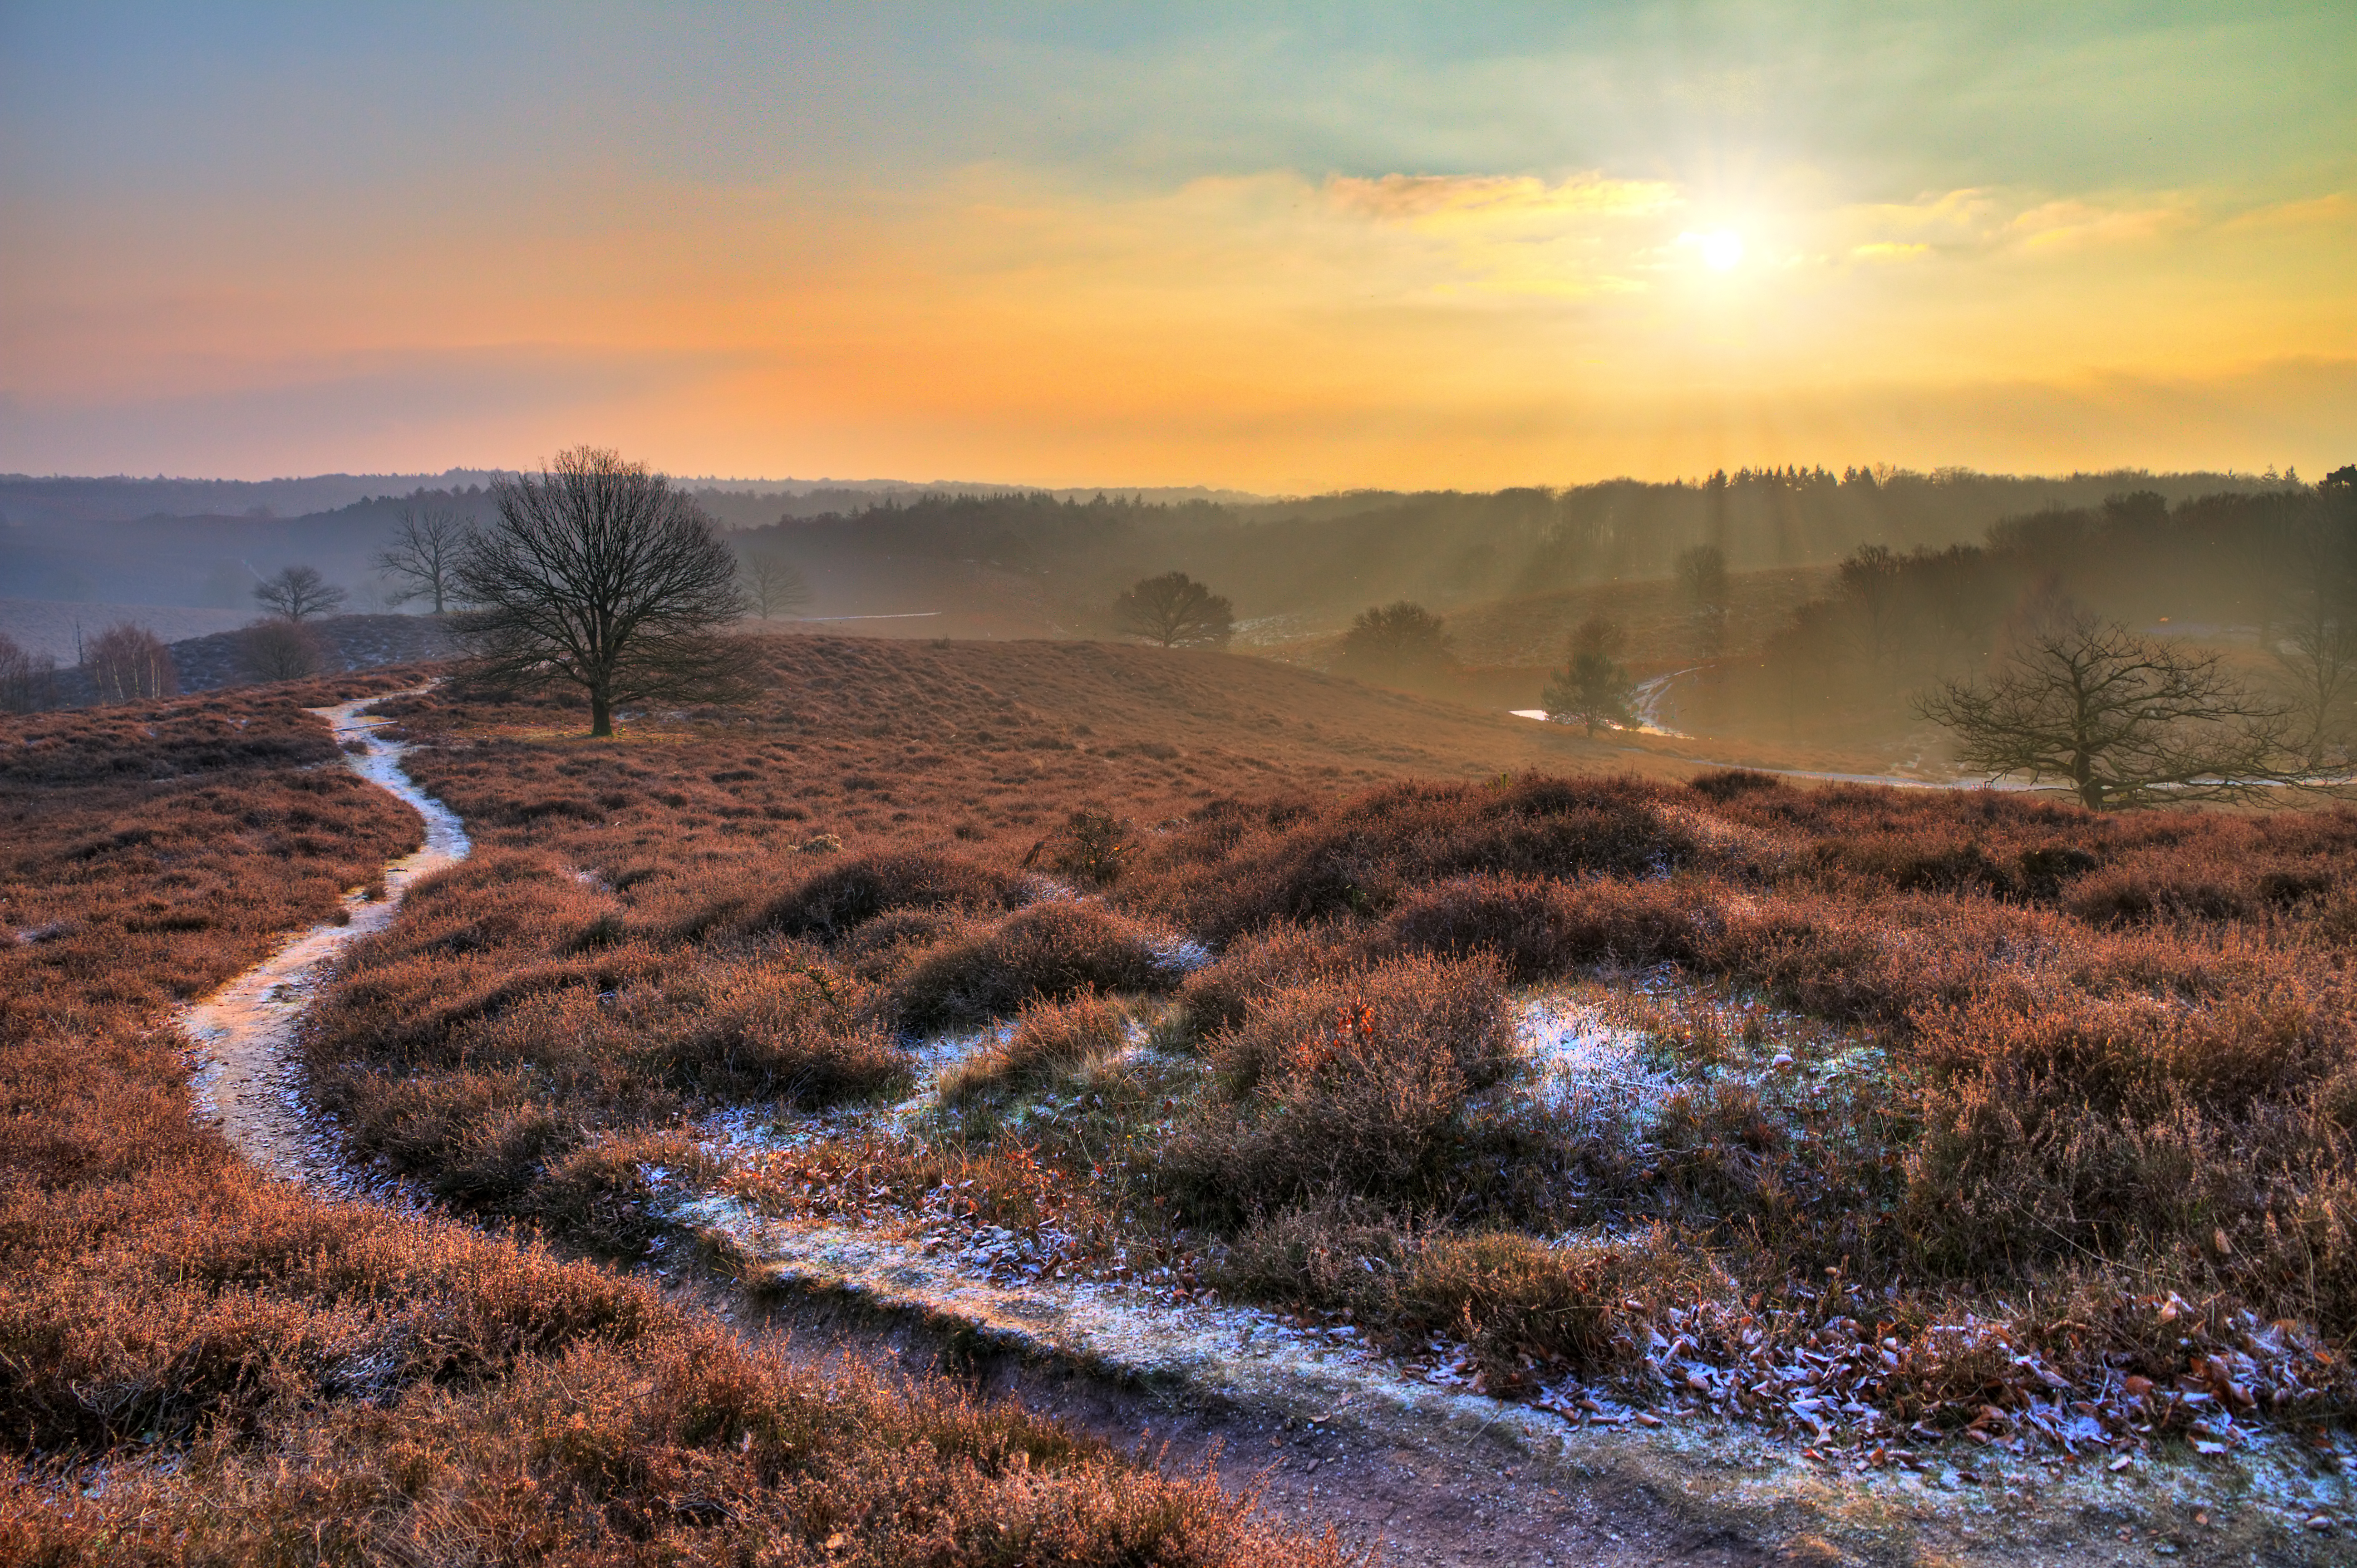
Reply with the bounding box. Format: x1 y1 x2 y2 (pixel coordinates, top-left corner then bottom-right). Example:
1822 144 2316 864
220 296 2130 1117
1244 565 1838 715
1437 565 1836 673
0 597 253 661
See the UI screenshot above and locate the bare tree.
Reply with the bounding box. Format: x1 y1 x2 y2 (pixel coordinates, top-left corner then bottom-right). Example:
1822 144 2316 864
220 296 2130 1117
253 565 347 622
0 632 59 713
2267 474 2357 769
1112 571 1234 648
1837 543 1905 683
84 623 178 703
1541 614 1635 736
450 446 752 737
375 498 472 614
740 550 812 619
1918 601 2286 808
240 618 329 682
1675 543 1728 658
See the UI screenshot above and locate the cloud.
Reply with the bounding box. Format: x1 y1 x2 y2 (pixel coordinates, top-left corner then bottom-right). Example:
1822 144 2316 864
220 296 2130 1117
1835 186 2199 260
2005 197 2194 252
1326 172 1679 228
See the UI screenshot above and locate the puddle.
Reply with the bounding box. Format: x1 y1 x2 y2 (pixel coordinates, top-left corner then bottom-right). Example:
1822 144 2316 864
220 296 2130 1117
183 686 469 1189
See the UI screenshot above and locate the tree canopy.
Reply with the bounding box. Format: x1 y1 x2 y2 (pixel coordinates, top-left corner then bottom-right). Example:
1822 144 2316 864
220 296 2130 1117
450 446 753 737
1111 571 1233 648
1918 601 2286 808
1541 615 1635 736
1336 600 1452 686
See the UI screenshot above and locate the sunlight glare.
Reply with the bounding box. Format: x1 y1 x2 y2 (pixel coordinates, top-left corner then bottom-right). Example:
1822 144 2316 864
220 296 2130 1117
1699 229 1744 272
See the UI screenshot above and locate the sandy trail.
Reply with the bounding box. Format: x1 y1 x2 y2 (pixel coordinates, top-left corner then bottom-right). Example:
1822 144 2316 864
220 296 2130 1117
184 687 469 1185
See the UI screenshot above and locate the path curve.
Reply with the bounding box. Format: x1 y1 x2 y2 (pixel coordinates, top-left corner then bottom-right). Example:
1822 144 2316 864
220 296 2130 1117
185 685 470 1185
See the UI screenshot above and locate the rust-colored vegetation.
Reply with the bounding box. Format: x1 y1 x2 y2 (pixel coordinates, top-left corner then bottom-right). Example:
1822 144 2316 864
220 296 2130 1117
297 634 2357 1452
0 665 1335 1567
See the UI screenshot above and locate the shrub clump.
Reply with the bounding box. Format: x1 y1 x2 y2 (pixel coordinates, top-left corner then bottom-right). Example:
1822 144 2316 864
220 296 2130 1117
1382 873 1704 980
891 902 1171 1029
941 991 1127 1101
1137 774 1694 940
1169 954 1516 1218
760 850 1016 939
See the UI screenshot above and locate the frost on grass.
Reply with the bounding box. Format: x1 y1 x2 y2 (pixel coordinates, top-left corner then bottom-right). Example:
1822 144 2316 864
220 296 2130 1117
1514 995 1679 1136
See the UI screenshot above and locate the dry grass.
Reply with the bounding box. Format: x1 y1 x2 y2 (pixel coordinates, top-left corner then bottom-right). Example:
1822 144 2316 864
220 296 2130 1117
0 667 1337 1567
275 633 2357 1442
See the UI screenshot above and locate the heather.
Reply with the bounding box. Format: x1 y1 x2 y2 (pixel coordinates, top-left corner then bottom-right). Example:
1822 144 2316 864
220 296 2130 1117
319 646 2357 1455
0 669 1333 1568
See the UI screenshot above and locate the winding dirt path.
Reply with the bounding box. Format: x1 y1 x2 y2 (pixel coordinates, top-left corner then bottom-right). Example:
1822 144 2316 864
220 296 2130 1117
184 687 469 1185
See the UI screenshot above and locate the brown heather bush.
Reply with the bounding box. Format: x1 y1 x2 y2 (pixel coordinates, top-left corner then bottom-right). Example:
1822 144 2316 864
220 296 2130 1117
1133 774 1695 940
1382 872 1706 979
1218 1211 1717 1386
941 990 1127 1101
243 641 2357 1433
1169 954 1516 1218
0 672 1330 1567
1176 920 1374 1035
889 900 1172 1029
761 848 1018 938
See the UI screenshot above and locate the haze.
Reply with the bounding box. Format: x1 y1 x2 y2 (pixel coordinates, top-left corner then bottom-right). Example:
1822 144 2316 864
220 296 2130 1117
5 2 2352 488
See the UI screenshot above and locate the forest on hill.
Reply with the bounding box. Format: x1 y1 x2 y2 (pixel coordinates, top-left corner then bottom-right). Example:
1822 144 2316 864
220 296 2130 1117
0 465 2303 621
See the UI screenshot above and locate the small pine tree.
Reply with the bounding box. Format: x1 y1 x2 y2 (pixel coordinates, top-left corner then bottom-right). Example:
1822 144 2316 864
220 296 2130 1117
1541 615 1634 736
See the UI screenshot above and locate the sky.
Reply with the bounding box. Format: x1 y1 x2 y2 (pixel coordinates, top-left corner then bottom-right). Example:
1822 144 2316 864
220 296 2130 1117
2 2 2353 489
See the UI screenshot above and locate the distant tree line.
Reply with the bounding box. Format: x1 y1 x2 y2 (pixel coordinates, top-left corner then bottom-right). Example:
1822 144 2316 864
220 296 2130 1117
1742 467 2357 800
731 467 2294 626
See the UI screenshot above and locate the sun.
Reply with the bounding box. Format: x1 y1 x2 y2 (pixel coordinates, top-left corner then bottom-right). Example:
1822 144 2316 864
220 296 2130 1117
1698 229 1745 272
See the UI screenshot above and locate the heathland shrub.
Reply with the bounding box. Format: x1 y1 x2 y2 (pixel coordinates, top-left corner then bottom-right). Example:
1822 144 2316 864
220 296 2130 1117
1218 1210 1715 1385
1169 954 1515 1216
1383 873 1706 979
1137 774 1695 939
941 990 1127 1101
1176 921 1373 1035
891 902 1170 1029
760 849 1016 938
673 965 912 1102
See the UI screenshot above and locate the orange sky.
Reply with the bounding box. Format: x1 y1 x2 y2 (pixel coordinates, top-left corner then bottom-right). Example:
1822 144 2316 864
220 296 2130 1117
3 5 2352 487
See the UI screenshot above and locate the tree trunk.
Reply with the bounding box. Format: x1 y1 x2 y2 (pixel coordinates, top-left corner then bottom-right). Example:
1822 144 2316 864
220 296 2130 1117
590 687 613 738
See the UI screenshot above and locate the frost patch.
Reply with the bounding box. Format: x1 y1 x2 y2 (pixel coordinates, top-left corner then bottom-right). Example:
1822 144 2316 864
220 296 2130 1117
1516 998 1678 1135
1150 935 1212 978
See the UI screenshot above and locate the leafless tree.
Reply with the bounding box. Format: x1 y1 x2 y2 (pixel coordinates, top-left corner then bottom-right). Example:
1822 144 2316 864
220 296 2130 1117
253 565 347 622
375 498 472 614
450 446 752 737
0 632 59 713
741 550 812 619
1918 601 2287 808
1675 543 1728 658
1837 543 1905 684
1112 571 1234 648
85 623 178 703
2261 487 2357 771
240 618 329 682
